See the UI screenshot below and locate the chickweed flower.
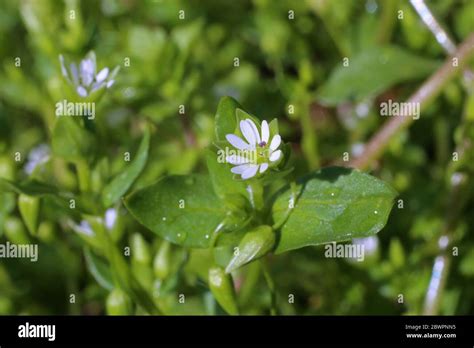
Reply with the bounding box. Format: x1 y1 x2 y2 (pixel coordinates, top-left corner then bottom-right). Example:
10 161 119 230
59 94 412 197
225 119 282 180
59 51 119 98
24 144 50 175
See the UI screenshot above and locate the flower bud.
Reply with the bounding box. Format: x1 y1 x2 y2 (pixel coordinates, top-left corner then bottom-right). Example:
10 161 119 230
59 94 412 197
130 233 151 265
225 225 275 273
208 266 239 315
106 288 132 315
153 241 171 280
4 216 30 244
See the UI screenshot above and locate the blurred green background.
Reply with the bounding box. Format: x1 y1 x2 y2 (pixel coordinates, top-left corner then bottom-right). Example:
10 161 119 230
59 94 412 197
0 0 474 315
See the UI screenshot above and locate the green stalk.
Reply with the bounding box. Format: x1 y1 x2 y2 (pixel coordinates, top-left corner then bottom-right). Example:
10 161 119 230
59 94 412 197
247 180 264 212
260 259 277 315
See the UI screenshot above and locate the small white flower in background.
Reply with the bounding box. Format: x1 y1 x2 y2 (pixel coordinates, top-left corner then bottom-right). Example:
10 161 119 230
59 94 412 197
225 119 282 180
59 51 119 98
104 208 118 230
71 220 95 237
24 144 50 175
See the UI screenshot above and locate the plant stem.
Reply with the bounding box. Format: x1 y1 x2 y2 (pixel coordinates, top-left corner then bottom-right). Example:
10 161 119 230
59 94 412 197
346 33 474 170
423 172 468 314
409 0 457 54
247 181 264 212
260 259 277 315
301 103 320 170
423 111 472 314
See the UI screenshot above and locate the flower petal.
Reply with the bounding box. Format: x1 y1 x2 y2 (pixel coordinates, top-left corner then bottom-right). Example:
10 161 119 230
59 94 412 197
246 119 260 144
106 80 115 88
96 67 109 83
90 81 105 93
59 55 69 79
240 120 256 145
226 134 250 150
226 155 250 165
70 63 79 85
230 164 250 174
269 134 281 151
241 164 259 179
259 162 269 173
269 150 282 162
261 120 269 143
77 86 88 97
80 59 94 86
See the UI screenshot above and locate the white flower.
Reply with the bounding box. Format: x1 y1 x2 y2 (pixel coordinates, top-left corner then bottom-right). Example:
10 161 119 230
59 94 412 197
71 220 95 237
104 208 117 230
225 119 282 180
24 144 50 175
59 51 119 98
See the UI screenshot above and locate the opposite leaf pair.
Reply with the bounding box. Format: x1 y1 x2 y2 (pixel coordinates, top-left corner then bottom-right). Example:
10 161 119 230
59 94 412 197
124 97 397 269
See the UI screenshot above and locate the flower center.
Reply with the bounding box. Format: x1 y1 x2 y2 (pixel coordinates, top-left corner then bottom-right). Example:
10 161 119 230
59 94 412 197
258 141 267 147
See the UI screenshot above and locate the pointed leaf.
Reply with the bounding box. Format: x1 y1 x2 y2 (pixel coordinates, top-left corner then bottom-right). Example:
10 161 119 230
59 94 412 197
225 225 275 273
272 167 397 254
215 96 241 141
317 45 440 105
102 126 150 207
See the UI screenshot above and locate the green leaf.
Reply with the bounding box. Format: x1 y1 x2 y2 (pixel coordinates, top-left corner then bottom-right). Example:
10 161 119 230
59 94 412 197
205 148 248 201
234 109 261 131
4 216 30 244
18 194 40 235
317 45 440 105
0 178 58 196
124 175 227 248
91 215 160 314
0 193 15 237
272 167 397 254
215 96 241 141
225 225 275 273
208 266 239 315
51 117 96 162
268 118 279 136
84 247 114 291
0 178 91 217
102 127 150 207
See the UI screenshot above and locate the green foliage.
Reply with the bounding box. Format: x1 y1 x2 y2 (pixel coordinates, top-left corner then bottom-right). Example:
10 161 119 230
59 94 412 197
124 175 227 248
1 0 473 316
273 167 397 253
226 226 276 273
317 46 440 105
102 126 150 207
208 266 239 315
